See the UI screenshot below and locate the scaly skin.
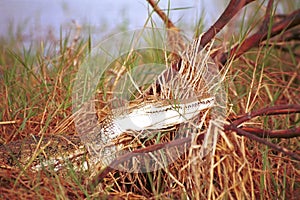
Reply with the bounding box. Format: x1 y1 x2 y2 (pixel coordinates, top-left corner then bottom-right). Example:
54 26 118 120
0 135 88 172
0 97 214 172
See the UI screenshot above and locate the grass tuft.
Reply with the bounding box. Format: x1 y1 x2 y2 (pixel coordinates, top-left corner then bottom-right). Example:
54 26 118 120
0 1 299 199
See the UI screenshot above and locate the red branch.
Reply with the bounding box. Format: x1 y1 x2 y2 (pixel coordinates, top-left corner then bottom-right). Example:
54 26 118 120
90 136 193 187
199 0 255 47
240 127 300 138
90 0 300 186
90 104 300 186
231 104 300 126
225 104 300 139
227 124 300 161
217 8 300 64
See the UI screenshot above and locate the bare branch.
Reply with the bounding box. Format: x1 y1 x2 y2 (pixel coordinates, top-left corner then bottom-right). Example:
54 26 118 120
91 104 300 185
89 1 300 187
199 0 255 47
90 136 193 187
231 104 300 126
146 0 185 54
240 127 300 138
146 0 176 30
227 124 300 161
217 8 300 64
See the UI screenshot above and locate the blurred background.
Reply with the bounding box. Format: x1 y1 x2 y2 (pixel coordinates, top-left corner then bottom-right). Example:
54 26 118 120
0 0 222 43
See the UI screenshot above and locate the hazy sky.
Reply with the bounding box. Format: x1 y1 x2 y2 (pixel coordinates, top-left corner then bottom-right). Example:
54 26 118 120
0 0 223 41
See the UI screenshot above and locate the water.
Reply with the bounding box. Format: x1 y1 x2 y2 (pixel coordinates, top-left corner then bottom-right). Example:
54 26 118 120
0 0 221 42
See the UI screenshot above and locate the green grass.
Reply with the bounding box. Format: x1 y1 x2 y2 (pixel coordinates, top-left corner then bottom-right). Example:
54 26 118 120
0 1 300 199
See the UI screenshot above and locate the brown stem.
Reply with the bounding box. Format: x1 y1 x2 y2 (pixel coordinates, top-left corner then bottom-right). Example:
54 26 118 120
230 104 300 126
90 136 193 187
90 120 300 186
199 0 255 47
218 8 300 64
146 0 185 52
90 102 300 185
239 127 300 138
227 124 300 161
146 0 176 30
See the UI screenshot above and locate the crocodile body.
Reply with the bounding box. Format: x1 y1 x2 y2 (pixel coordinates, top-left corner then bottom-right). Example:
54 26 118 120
0 135 88 172
0 97 214 172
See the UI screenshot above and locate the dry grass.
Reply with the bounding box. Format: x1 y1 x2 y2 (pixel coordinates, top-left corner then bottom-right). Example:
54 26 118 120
0 2 300 200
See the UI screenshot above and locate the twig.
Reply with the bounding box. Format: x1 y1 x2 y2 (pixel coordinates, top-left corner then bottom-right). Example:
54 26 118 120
90 0 300 186
224 104 300 160
146 0 177 30
91 104 300 185
143 0 185 97
228 124 300 161
146 0 185 55
230 104 300 126
198 0 255 47
217 8 300 64
90 135 193 187
239 127 300 138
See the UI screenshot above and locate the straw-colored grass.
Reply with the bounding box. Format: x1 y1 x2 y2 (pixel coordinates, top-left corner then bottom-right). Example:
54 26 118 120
0 1 299 199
